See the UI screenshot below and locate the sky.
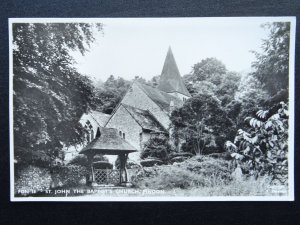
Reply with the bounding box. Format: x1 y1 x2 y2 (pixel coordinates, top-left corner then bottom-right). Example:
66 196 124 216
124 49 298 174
71 17 277 82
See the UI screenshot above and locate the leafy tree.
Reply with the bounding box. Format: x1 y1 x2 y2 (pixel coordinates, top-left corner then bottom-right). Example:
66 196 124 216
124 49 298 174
141 134 172 163
171 94 234 155
217 71 241 106
225 102 288 184
230 73 269 129
191 57 227 85
251 22 290 96
95 75 130 113
185 59 241 106
13 23 102 166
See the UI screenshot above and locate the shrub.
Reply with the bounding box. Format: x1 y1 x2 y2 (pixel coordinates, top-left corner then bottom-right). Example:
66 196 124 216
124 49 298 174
225 102 288 184
68 154 89 167
140 158 164 167
15 165 52 195
51 164 88 187
131 156 233 189
141 134 172 163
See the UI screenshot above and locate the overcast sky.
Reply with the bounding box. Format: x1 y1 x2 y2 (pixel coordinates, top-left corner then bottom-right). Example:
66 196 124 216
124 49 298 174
71 18 277 82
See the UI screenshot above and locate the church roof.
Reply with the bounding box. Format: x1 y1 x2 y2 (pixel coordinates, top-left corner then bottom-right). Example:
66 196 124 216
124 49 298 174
121 104 167 133
89 110 111 127
136 82 182 112
157 47 191 97
79 127 137 155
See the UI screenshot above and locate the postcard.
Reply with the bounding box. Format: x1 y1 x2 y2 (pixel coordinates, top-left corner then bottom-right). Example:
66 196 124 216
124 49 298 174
9 17 296 201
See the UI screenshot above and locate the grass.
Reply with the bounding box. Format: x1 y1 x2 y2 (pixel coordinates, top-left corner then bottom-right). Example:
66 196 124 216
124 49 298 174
17 156 288 198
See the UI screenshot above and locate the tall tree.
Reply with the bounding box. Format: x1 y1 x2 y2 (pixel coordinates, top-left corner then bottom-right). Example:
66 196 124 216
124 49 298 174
191 57 227 85
13 23 102 166
251 22 290 96
170 94 234 155
95 75 130 114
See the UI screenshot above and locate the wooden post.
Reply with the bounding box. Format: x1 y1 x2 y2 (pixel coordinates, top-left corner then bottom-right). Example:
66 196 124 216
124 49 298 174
124 153 128 183
119 154 123 185
87 153 95 185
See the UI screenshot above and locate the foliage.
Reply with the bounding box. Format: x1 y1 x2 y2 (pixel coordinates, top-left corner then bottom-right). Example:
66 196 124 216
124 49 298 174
191 57 227 85
225 102 288 184
68 154 89 168
51 164 88 187
184 58 241 106
141 134 172 163
15 165 52 195
227 73 269 128
13 23 102 166
94 75 130 113
131 156 232 189
171 94 234 155
140 158 164 167
251 22 290 96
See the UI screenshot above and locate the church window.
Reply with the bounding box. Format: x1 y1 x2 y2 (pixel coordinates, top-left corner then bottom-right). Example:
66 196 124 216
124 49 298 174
119 131 122 137
123 133 125 139
84 120 93 143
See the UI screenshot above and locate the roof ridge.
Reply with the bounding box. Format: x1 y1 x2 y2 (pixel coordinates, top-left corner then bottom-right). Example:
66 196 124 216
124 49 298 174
120 104 145 129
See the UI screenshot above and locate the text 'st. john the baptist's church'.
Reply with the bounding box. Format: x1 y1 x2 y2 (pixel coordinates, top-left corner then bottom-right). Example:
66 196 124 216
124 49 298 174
77 47 191 162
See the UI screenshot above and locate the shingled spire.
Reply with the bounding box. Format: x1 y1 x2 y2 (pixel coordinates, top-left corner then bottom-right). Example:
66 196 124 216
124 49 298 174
157 47 191 97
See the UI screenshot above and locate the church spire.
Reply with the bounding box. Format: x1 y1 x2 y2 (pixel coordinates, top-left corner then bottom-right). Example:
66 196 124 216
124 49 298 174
157 47 191 97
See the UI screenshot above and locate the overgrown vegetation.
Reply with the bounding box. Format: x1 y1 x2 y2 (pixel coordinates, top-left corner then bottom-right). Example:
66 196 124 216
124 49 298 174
13 23 103 167
225 102 288 184
141 134 172 163
131 156 233 190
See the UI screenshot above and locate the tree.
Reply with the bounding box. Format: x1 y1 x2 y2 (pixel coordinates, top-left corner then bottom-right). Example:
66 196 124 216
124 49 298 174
95 75 130 114
229 73 269 129
185 58 241 106
191 57 227 85
225 102 288 184
13 23 102 166
170 94 234 155
141 134 172 163
251 22 290 96
217 71 241 106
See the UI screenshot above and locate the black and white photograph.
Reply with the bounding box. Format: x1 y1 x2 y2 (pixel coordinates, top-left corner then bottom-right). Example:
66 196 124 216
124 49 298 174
9 17 295 201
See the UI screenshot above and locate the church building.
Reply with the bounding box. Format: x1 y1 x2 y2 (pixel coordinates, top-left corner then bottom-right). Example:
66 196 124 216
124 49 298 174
76 47 191 162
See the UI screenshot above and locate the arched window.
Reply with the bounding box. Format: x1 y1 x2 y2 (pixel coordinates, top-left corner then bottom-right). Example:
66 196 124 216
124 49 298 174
123 133 125 139
84 120 93 143
119 131 122 137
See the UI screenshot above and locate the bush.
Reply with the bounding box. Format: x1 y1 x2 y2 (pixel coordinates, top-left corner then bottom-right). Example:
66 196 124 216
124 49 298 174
51 164 88 187
68 154 89 167
169 152 193 158
69 154 109 168
131 156 233 189
140 158 164 167
141 134 172 163
15 165 52 195
225 102 288 184
170 156 188 163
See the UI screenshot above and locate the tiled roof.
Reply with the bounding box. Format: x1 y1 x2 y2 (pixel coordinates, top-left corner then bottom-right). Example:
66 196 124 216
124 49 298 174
90 110 111 127
80 127 137 155
121 104 166 133
157 47 191 97
136 82 182 112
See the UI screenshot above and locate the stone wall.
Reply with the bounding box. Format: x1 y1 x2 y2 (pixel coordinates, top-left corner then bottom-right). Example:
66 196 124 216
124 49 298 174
106 105 143 161
121 83 171 130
